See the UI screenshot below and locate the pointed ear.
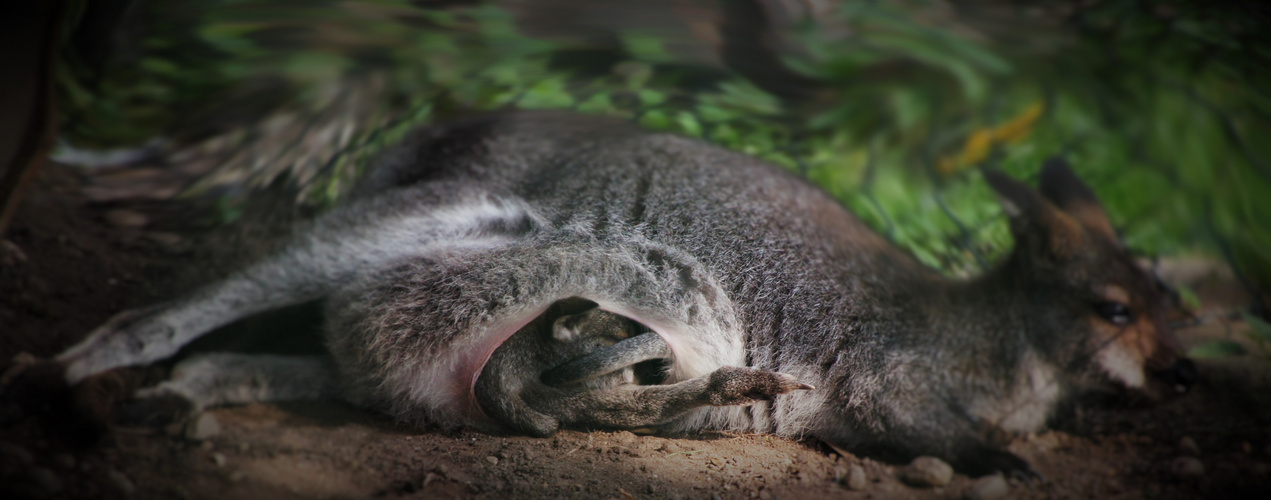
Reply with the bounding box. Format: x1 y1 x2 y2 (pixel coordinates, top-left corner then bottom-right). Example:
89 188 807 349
983 169 1087 259
1038 157 1118 242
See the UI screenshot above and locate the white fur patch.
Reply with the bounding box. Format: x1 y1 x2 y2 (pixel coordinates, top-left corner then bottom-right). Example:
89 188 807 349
363 195 544 260
1094 341 1146 389
970 354 1063 433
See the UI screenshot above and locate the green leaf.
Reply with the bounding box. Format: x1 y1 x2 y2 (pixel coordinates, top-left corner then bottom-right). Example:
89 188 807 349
1176 285 1202 311
620 33 673 63
637 89 667 107
576 93 613 114
519 79 574 109
695 104 733 123
1187 340 1247 359
638 110 671 130
674 111 703 137
1242 313 1271 343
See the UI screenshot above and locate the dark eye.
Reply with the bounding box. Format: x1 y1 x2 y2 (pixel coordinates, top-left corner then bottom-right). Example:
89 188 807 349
1096 302 1134 326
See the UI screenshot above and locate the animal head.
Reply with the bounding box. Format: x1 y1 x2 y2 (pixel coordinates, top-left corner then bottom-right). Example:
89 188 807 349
984 158 1196 400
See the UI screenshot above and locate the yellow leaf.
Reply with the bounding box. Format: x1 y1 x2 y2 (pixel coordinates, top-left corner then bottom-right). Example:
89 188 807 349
958 129 995 166
939 101 1046 177
992 101 1045 144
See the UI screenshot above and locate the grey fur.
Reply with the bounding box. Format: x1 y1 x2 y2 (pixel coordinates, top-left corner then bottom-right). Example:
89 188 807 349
46 111 1190 477
475 302 807 437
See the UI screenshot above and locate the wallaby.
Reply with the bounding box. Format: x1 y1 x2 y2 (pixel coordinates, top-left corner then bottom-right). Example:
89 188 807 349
476 298 811 437
12 111 1194 477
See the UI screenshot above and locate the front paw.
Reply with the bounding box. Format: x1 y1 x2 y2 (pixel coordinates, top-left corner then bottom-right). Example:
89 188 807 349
705 367 814 407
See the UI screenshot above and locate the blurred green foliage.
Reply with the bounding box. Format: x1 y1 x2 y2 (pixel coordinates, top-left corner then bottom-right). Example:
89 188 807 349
57 0 1270 288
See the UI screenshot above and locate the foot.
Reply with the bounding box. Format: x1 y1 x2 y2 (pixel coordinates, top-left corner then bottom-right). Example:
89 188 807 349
704 366 814 407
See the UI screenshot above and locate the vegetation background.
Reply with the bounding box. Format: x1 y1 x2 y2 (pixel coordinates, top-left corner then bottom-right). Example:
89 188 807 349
54 0 1271 355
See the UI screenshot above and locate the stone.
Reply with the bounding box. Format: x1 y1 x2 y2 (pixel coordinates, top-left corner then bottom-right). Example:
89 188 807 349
965 474 1009 500
846 464 868 490
185 412 221 441
29 467 63 494
1177 436 1199 456
145 232 185 249
1170 457 1204 478
0 442 35 467
52 453 76 470
104 209 150 228
108 468 136 497
0 240 28 266
900 456 954 487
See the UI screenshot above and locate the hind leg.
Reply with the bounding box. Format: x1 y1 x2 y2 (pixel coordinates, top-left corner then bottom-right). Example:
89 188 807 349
52 186 541 384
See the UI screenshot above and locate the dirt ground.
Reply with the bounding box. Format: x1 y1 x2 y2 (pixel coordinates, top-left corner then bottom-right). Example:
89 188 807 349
2 164 1270 500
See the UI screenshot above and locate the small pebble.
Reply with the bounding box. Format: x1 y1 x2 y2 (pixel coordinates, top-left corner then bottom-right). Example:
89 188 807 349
966 474 1009 500
846 464 868 490
229 470 247 483
0 240 28 266
212 452 227 467
164 423 184 437
108 468 136 497
29 467 63 494
145 232 183 247
1170 457 1204 478
1177 436 1199 456
0 442 35 467
104 209 150 228
53 453 76 470
237 442 251 453
900 456 954 487
1030 432 1062 451
484 456 499 465
186 412 221 441
1242 442 1253 454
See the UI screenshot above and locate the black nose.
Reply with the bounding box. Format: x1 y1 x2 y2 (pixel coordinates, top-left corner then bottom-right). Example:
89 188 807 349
1166 358 1198 394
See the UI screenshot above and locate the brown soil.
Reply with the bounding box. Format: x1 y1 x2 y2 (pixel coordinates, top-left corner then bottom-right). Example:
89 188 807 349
2 164 1270 500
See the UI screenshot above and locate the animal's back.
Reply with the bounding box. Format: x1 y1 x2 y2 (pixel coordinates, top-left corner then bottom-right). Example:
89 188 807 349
339 111 929 433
